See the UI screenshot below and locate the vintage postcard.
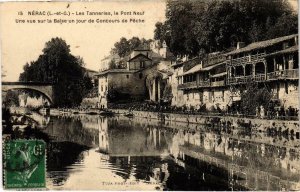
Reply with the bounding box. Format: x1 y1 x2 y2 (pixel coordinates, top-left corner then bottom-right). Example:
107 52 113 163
1 0 299 191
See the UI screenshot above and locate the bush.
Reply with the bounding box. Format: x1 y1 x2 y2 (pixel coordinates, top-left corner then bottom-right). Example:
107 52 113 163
240 82 272 115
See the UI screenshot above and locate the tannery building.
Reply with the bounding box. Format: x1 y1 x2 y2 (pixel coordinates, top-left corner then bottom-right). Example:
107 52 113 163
170 34 299 111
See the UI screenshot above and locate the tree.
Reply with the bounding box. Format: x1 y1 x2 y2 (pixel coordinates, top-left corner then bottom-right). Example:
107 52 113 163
111 37 151 57
162 83 173 104
112 37 130 57
155 0 297 57
3 90 20 107
154 22 169 46
19 37 93 107
266 13 298 39
108 59 117 69
240 82 273 115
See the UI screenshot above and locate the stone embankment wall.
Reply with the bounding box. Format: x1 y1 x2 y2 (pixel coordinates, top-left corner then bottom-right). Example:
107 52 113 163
112 109 299 136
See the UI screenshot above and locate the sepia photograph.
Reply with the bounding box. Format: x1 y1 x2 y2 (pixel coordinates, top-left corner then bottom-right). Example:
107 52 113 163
1 0 299 190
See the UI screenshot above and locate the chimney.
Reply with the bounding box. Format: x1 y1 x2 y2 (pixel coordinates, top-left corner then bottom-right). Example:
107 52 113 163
237 42 246 49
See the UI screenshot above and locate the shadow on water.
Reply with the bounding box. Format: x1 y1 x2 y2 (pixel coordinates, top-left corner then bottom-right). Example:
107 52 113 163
2 110 94 187
3 109 300 190
43 116 97 186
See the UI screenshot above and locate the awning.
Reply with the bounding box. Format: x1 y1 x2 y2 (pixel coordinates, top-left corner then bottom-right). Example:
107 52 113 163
182 64 203 75
201 62 225 71
181 62 225 76
267 45 298 57
210 72 227 78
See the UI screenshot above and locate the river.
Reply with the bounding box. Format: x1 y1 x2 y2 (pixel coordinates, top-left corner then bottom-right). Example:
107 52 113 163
13 113 300 190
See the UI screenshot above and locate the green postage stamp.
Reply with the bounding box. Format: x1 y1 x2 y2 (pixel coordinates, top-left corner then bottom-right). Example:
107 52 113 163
3 140 46 189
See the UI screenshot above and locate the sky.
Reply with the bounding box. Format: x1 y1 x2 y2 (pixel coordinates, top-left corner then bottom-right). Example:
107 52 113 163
0 1 166 81
0 0 298 82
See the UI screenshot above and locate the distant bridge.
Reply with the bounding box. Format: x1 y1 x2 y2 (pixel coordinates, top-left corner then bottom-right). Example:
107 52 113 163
2 82 54 104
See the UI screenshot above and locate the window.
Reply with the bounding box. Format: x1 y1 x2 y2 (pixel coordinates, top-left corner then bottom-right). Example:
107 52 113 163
101 85 103 92
140 61 145 68
139 73 143 79
126 75 129 79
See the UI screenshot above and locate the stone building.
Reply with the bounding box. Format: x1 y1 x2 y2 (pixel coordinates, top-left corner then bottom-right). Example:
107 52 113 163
225 34 299 109
100 53 121 72
173 54 229 110
170 34 299 111
96 43 175 108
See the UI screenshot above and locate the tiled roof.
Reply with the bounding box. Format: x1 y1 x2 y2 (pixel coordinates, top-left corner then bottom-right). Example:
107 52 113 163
95 69 133 76
182 64 202 75
128 53 152 62
181 62 225 76
226 34 298 55
267 45 298 56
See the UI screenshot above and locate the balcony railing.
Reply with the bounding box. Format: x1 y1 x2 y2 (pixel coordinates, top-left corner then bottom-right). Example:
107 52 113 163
228 74 266 84
227 69 299 85
211 80 225 87
178 81 198 90
178 80 211 90
228 53 266 66
267 69 299 80
198 80 211 87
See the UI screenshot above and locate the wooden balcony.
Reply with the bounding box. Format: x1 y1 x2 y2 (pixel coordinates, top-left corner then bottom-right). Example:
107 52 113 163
227 69 298 85
198 80 211 87
178 80 211 90
228 74 266 85
228 53 266 66
267 69 299 80
178 81 198 90
211 80 225 87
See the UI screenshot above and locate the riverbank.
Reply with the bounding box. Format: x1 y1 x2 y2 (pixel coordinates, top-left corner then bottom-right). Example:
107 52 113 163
111 109 300 138
36 106 300 138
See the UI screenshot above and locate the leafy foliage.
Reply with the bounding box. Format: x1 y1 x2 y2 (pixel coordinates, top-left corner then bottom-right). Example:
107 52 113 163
162 83 173 103
111 37 152 57
3 90 20 107
19 37 93 107
240 82 273 115
155 0 297 57
108 59 117 69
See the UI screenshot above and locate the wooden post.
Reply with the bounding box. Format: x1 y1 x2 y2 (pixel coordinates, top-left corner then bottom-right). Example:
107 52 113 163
152 78 156 101
283 55 286 70
264 61 267 80
158 79 161 102
273 57 277 72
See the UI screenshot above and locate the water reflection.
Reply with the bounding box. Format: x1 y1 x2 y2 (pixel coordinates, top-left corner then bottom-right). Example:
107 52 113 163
40 114 300 190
